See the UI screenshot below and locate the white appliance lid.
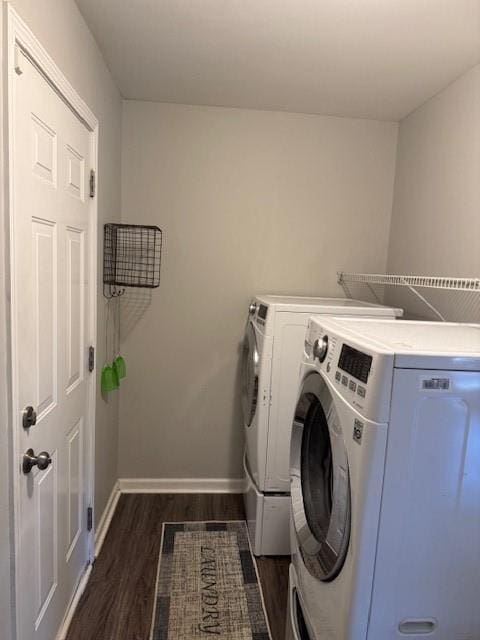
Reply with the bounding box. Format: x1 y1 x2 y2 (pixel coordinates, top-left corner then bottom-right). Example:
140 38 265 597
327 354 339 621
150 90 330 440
255 295 403 316
317 317 480 370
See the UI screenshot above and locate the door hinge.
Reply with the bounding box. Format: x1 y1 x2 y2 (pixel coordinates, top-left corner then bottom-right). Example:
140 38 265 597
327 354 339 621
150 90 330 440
87 506 93 531
89 169 95 198
88 346 95 372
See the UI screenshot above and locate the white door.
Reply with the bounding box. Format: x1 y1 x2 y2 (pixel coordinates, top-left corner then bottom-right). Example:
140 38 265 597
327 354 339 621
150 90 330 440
12 49 94 640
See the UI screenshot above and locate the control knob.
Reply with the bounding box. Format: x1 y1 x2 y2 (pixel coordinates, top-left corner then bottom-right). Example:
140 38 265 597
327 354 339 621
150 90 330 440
313 335 329 363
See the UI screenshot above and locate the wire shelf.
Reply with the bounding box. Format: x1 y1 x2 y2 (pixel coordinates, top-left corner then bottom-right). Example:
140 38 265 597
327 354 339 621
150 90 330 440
338 272 480 291
337 272 480 322
104 223 162 298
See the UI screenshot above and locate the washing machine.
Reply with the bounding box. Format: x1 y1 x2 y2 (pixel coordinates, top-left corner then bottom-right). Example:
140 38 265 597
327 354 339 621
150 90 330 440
240 295 402 556
288 316 480 639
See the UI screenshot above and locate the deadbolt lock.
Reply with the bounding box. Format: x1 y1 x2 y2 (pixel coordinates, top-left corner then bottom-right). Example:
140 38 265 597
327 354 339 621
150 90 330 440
22 406 37 429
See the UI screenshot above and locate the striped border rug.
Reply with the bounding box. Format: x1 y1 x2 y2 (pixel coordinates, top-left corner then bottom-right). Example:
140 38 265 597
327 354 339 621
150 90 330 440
150 521 271 640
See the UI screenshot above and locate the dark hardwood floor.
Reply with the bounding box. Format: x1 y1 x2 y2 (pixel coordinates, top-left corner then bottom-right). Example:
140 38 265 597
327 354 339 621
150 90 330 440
66 494 290 640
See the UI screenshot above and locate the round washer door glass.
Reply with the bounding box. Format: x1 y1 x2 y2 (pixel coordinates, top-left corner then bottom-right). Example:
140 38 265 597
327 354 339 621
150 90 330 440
290 371 351 581
241 322 259 426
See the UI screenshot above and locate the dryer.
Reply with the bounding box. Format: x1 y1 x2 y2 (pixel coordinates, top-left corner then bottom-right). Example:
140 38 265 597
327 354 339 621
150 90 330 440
289 316 480 639
240 295 402 556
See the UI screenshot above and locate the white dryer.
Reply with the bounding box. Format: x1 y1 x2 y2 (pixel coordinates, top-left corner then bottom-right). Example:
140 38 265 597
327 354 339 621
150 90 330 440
240 295 402 556
289 316 480 640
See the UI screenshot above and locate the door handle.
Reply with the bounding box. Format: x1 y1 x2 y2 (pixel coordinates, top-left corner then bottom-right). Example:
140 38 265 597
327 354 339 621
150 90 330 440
22 448 52 474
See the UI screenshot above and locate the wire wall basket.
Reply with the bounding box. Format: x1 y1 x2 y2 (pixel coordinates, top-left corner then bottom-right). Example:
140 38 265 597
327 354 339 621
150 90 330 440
103 223 162 298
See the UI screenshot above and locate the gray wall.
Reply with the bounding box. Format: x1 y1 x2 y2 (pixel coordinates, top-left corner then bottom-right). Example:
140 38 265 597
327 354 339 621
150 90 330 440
386 63 480 320
0 2 122 636
118 100 398 479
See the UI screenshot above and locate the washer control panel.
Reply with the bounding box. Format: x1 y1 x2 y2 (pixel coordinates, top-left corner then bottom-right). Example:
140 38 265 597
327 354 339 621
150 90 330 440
304 317 394 422
306 319 371 408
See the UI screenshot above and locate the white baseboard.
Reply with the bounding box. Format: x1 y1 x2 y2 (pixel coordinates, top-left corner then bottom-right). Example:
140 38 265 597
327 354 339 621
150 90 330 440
118 477 246 494
94 480 121 558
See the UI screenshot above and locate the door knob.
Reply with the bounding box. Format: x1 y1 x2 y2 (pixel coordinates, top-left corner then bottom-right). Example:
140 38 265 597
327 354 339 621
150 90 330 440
22 406 37 429
22 448 52 474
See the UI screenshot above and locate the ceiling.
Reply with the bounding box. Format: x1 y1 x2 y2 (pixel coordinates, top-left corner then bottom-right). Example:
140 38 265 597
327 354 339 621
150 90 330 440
75 0 480 121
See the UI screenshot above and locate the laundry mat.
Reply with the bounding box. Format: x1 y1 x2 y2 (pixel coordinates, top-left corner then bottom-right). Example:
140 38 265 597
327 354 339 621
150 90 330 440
150 522 271 640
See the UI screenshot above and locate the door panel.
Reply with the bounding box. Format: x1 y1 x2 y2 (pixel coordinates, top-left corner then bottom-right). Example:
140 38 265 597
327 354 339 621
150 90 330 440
35 460 57 626
13 49 93 640
66 418 83 560
31 113 57 185
66 227 85 392
65 145 85 201
33 218 57 415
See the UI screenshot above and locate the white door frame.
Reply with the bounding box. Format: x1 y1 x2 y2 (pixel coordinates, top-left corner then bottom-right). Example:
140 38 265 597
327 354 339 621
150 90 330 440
5 4 99 637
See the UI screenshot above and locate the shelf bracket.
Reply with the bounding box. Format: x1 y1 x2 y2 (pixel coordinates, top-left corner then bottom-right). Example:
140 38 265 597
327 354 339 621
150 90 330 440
399 278 446 322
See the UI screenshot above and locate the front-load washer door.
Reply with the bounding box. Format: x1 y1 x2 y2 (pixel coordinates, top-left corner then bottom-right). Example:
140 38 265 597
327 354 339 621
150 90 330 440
241 321 259 427
290 371 351 582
